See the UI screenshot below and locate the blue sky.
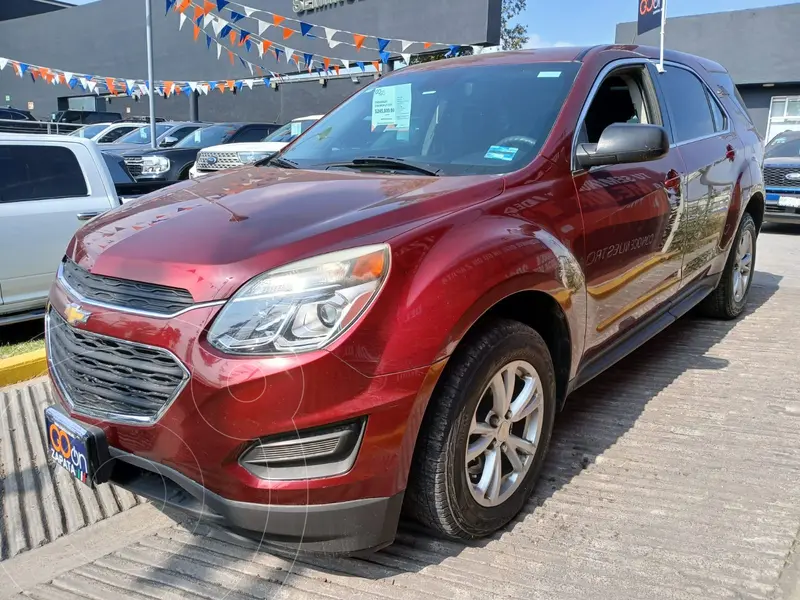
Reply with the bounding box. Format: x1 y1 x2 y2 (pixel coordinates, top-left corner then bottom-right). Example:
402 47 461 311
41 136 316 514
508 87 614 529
520 0 798 47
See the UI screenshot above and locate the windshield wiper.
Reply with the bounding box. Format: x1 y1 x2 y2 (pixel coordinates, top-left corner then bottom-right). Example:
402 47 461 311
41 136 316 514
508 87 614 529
323 156 440 176
258 155 298 169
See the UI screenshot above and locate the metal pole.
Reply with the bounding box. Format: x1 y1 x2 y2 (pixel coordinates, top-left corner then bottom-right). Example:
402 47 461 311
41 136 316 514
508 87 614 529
658 0 667 73
189 90 199 122
145 0 157 148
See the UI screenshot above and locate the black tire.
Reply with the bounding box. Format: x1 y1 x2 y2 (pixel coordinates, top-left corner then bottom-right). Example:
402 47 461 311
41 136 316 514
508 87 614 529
405 319 556 539
700 212 757 320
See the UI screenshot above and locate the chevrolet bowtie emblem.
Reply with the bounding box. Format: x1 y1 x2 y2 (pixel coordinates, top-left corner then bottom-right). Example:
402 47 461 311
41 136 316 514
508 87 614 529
64 303 91 326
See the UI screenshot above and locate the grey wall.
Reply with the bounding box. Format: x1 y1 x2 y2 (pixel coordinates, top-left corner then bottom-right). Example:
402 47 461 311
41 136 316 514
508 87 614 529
738 84 800 138
0 0 499 120
616 3 800 86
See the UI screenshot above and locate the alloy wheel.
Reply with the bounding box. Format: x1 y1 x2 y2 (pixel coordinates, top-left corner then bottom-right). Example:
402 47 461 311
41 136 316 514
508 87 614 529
733 229 753 303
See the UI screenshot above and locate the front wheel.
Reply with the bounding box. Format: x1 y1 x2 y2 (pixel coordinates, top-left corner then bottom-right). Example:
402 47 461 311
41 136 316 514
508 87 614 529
700 212 757 319
405 319 556 539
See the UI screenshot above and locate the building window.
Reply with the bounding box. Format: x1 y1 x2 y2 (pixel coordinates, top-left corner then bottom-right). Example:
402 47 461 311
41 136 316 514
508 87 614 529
767 96 800 142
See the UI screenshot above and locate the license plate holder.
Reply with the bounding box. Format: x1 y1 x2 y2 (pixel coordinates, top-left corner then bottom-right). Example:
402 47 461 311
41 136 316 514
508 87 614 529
778 195 800 208
45 406 112 487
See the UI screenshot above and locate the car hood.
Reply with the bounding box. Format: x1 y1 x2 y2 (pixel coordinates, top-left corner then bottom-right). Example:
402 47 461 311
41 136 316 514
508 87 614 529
109 143 161 154
68 167 503 302
121 147 200 160
200 141 287 154
764 156 800 167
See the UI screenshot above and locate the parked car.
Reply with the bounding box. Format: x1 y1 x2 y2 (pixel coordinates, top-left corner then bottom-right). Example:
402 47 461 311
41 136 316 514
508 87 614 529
122 122 279 183
70 122 144 144
0 134 121 326
109 121 207 154
0 106 46 134
762 129 800 223
190 115 320 178
51 110 123 126
101 151 173 202
44 46 764 554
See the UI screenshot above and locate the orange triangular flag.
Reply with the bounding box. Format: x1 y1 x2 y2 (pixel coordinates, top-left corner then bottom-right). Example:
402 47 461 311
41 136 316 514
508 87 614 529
334 65 340 76
216 82 226 92
255 66 263 75
262 40 273 53
105 77 117 93
164 81 175 95
30 69 39 81
177 0 190 13
424 42 432 49
372 61 380 72
323 57 331 71
229 30 237 44
282 27 294 40
202 0 214 15
225 80 234 90
193 5 203 20
273 15 285 26
353 34 366 50
228 50 235 64
194 24 201 40
174 85 182 95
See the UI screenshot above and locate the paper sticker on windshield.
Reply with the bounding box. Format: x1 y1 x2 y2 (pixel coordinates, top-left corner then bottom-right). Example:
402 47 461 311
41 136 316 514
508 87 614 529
290 121 303 136
371 84 412 131
485 146 519 161
538 71 562 78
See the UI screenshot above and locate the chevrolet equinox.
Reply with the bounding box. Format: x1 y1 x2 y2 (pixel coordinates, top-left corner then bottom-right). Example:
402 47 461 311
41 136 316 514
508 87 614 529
45 45 765 554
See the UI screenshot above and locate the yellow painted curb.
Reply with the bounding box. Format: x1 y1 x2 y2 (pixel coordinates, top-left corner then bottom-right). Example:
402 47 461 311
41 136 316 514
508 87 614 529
0 349 47 387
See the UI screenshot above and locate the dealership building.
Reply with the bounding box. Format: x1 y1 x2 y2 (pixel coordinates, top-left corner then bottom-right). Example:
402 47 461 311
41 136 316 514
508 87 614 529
0 0 500 123
617 3 800 143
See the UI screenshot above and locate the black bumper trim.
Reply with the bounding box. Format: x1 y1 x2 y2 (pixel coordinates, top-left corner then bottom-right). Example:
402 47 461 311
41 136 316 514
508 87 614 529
109 448 403 554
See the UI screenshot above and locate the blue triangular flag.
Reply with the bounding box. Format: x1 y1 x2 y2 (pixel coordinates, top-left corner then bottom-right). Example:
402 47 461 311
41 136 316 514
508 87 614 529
209 80 217 89
380 51 390 64
357 61 365 71
195 14 203 26
245 38 252 52
216 0 229 11
206 34 212 49
235 80 244 91
447 44 461 57
183 84 192 95
239 57 247 68
300 22 313 36
303 52 313 66
68 77 78 89
230 10 245 23
126 83 133 96
377 38 390 52
165 0 176 15
262 77 270 87
18 63 29 75
274 48 283 61
239 29 250 43
220 24 232 38
30 72 36 83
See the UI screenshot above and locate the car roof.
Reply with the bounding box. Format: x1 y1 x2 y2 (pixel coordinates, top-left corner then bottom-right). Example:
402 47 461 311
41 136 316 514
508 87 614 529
769 130 800 141
0 133 98 146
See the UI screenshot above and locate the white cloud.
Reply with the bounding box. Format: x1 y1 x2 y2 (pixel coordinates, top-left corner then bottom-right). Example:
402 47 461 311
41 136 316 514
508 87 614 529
523 34 573 49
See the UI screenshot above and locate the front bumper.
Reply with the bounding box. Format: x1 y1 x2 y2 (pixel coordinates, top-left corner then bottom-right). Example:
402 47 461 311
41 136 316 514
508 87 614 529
765 191 800 223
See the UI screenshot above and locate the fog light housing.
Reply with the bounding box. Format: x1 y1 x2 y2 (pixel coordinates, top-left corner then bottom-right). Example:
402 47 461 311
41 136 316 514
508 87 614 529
239 418 365 480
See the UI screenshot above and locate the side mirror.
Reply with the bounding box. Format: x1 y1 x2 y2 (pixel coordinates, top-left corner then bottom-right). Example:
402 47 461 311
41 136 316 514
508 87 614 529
159 136 179 148
576 123 669 170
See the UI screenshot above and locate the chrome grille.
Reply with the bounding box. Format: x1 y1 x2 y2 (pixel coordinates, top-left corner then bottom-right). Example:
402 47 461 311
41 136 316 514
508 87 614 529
47 308 188 423
764 166 800 189
124 156 143 178
196 151 242 171
60 258 194 316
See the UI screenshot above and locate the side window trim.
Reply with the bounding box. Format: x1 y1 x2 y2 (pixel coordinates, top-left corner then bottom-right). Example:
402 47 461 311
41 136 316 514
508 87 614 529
571 58 662 172
655 61 732 147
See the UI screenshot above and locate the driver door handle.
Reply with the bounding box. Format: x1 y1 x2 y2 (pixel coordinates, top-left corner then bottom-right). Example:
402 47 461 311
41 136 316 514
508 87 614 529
77 211 102 221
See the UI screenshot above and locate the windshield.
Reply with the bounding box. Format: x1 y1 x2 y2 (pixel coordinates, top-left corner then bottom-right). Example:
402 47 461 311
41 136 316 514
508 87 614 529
176 124 237 148
117 123 171 144
70 124 108 138
263 119 317 143
280 62 580 175
766 135 800 159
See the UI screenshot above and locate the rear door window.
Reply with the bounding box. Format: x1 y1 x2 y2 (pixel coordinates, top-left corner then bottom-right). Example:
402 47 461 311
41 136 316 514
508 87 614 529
658 66 719 143
0 145 88 203
231 126 272 143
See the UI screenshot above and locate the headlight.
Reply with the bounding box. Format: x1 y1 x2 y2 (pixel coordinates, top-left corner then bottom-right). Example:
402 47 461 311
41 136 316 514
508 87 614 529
238 151 274 165
207 244 390 355
141 156 170 174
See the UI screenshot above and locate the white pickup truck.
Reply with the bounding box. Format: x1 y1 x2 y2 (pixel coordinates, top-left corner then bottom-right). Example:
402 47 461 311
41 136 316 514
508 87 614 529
0 135 130 325
189 115 321 179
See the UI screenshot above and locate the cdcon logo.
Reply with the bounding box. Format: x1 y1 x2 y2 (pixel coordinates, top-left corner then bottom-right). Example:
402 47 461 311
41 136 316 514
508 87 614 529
49 423 89 479
640 0 662 15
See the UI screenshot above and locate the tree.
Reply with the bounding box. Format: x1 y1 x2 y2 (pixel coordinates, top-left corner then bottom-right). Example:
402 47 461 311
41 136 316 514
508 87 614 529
501 0 529 50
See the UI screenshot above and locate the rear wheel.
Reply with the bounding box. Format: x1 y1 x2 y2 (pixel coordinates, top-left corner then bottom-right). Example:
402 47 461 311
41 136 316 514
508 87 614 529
700 212 756 319
405 319 556 539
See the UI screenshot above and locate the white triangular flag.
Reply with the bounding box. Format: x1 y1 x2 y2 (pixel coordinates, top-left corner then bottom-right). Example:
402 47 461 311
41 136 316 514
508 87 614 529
401 53 411 65
471 45 483 55
244 79 254 90
324 27 336 44
401 40 413 52
248 62 253 75
243 7 256 17
341 59 350 69
0 58 7 71
212 17 225 36
257 42 264 58
126 79 136 93
179 12 187 30
216 42 222 59
87 80 97 93
62 71 73 83
188 81 197 92
285 47 295 63
329 40 342 49
52 76 60 86
257 20 270 35
203 13 214 28
138 83 149 96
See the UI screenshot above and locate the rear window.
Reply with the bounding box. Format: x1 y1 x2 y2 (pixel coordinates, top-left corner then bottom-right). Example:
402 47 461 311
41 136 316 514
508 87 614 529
0 145 88 203
709 71 753 125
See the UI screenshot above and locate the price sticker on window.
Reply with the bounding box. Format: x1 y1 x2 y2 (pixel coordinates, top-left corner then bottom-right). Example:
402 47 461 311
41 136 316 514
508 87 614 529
291 121 302 136
371 84 412 131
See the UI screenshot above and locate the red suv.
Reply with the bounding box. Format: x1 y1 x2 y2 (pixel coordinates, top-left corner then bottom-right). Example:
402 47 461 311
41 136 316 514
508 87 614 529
45 45 764 554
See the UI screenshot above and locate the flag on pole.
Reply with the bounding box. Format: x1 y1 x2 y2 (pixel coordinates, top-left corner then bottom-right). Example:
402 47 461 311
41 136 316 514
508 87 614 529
637 0 663 34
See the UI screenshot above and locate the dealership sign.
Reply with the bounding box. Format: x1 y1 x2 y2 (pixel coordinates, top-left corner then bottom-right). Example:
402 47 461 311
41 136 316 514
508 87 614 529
638 0 663 35
293 0 360 13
